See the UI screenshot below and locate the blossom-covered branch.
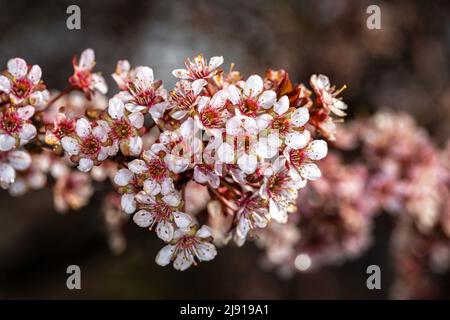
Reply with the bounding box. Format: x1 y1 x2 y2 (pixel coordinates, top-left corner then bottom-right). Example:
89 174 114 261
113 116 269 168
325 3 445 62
0 49 347 271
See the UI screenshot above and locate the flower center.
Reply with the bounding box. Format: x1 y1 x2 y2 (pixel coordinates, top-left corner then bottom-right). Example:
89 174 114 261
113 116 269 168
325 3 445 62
271 115 291 134
113 119 132 139
147 158 167 181
145 201 173 229
186 57 210 79
0 110 22 134
200 107 223 128
177 235 200 251
289 149 307 168
80 135 101 156
128 82 158 108
267 173 290 196
12 78 32 99
240 98 259 117
171 91 196 111
70 70 92 89
54 119 75 139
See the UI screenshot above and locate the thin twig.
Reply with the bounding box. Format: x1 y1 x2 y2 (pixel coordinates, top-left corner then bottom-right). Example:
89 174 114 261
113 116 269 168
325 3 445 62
46 86 74 108
207 185 237 211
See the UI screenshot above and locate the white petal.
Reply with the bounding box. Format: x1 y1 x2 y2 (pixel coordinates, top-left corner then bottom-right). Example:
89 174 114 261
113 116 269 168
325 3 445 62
143 179 161 196
161 178 174 195
171 110 188 120
108 140 120 156
19 124 37 142
128 111 144 129
92 74 108 94
226 85 241 105
193 166 208 184
244 75 263 97
164 154 189 174
208 172 220 189
292 107 310 127
289 167 301 181
79 49 95 70
162 192 181 207
173 211 193 228
292 176 308 189
27 65 42 84
192 79 207 95
156 220 174 242
155 244 176 266
128 136 143 156
274 95 289 115
78 158 94 172
128 159 147 174
173 252 194 271
0 76 11 93
226 114 257 136
333 98 348 111
237 153 257 174
121 193 136 214
210 90 228 108
306 140 328 160
97 147 109 161
61 137 80 155
76 118 91 137
149 102 169 120
135 66 154 85
256 114 273 130
125 103 146 113
253 212 268 228
217 142 235 164
237 217 250 239
108 97 125 119
92 126 108 143
0 163 15 189
225 115 241 135
135 191 154 205
114 168 133 186
259 90 277 109
0 134 16 151
133 210 155 228
179 116 194 138
208 56 223 70
285 131 308 149
173 227 190 240
255 138 279 159
301 163 321 180
172 68 190 79
197 96 210 113
269 199 288 223
96 119 111 132
7 58 27 78
196 225 213 238
311 74 330 90
8 150 31 171
17 106 35 120
196 242 217 261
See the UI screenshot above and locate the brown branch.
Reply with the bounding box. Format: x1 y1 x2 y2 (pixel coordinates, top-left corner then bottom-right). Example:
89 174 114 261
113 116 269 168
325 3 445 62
46 85 74 108
207 185 237 212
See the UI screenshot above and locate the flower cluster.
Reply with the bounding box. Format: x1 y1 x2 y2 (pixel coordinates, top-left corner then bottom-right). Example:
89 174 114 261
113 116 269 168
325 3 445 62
112 55 342 269
0 49 346 271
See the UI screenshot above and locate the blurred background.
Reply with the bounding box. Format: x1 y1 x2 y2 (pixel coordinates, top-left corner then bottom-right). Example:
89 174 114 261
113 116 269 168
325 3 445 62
0 0 449 299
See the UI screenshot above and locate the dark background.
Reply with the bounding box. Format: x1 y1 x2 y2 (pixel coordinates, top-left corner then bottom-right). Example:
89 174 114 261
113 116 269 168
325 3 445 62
0 0 448 298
